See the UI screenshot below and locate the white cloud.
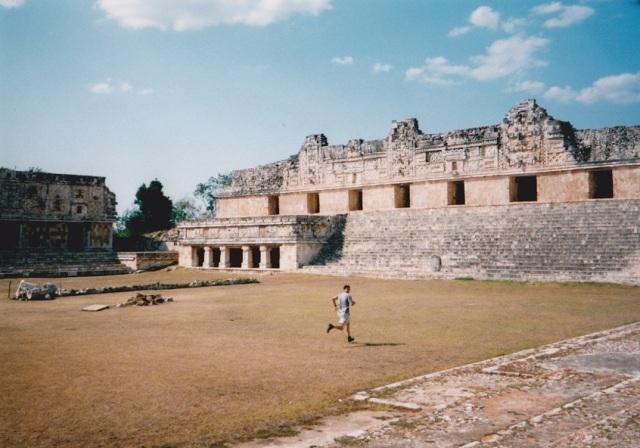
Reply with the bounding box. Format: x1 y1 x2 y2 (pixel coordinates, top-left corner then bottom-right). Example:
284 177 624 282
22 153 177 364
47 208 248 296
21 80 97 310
501 17 527 33
331 56 353 65
372 62 392 73
407 35 549 85
405 57 469 85
89 79 152 95
511 80 546 94
90 82 115 95
532 2 594 28
469 6 500 29
118 81 133 92
0 0 24 8
449 5 525 37
448 26 471 37
544 72 640 104
469 35 549 80
544 85 579 102
96 0 332 31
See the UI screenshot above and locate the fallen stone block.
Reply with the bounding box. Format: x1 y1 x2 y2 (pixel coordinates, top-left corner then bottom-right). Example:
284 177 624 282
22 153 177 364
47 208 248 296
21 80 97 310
82 304 110 312
15 280 58 300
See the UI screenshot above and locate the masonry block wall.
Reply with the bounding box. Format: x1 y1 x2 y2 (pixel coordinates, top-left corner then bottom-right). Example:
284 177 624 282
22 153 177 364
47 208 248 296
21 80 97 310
614 166 640 199
0 168 117 252
177 100 640 283
304 200 640 285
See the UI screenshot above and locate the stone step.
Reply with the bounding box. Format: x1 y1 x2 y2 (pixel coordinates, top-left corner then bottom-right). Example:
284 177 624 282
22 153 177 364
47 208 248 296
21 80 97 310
305 199 640 284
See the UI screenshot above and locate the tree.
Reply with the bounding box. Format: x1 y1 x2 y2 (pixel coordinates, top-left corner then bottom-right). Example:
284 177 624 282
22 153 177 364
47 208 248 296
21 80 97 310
133 179 174 233
117 179 174 239
172 197 201 223
194 173 231 216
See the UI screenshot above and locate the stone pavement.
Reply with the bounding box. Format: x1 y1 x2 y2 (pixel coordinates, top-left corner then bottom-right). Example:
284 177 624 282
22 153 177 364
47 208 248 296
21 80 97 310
237 322 640 448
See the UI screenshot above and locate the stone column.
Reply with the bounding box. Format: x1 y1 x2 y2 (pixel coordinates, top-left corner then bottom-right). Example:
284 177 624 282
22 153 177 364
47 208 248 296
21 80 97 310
259 245 271 269
241 245 252 269
219 246 229 269
203 246 213 268
190 246 199 267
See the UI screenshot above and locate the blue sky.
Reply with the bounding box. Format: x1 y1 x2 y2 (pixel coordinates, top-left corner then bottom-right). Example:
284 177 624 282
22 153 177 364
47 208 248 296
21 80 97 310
1 0 639 214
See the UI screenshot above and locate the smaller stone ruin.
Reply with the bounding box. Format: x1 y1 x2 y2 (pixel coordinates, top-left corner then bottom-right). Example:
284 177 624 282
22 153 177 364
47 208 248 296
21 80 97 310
14 280 58 300
116 293 174 307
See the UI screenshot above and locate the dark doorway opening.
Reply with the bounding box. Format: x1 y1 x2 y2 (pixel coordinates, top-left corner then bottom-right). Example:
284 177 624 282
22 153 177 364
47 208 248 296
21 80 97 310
251 246 261 268
448 181 465 205
212 248 221 267
349 189 363 211
307 192 320 214
511 176 537 202
395 184 411 208
270 247 281 269
195 247 205 267
67 223 85 251
268 195 280 215
229 248 243 268
0 222 19 249
590 170 613 199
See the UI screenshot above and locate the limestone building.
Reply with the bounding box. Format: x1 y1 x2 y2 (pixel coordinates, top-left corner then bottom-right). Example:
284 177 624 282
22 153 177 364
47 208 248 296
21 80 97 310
0 168 127 277
177 100 640 284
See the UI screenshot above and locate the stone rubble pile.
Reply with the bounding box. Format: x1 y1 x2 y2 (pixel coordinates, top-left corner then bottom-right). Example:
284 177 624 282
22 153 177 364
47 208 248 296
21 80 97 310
116 293 174 308
14 280 58 300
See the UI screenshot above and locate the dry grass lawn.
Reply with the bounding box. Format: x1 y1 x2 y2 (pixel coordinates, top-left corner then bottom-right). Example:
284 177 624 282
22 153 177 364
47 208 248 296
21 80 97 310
1 269 639 447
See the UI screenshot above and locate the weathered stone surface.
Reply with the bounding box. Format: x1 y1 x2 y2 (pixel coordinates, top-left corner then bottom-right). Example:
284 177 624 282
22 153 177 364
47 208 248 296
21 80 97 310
219 100 640 198
233 323 640 447
178 215 343 245
117 293 171 307
302 200 640 285
116 251 178 271
56 277 258 297
14 280 58 300
177 100 639 284
0 168 123 278
81 304 109 312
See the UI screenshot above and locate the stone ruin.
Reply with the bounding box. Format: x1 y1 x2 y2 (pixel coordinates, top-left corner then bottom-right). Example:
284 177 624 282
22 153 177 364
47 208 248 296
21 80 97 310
177 99 640 284
117 293 174 307
0 168 129 278
218 99 639 198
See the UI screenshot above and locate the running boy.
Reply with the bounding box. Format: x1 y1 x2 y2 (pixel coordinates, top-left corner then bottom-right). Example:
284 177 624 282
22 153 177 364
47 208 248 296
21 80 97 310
326 285 356 343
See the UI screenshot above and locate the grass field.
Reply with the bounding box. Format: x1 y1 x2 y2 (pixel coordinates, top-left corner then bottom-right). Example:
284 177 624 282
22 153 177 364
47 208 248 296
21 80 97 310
1 269 639 447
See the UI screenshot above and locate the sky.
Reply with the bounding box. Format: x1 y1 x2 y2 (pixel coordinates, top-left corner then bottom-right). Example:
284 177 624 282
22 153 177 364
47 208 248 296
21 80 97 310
1 0 639 214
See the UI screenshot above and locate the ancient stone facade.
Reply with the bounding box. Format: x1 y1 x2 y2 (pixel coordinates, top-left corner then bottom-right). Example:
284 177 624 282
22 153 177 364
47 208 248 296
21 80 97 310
177 100 640 282
0 168 117 251
178 215 343 271
0 169 127 277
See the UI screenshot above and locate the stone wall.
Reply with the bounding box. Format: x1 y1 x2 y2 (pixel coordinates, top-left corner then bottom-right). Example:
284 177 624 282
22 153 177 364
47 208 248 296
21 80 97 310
177 215 344 270
303 200 640 285
0 169 119 277
218 100 640 205
116 251 178 272
176 99 639 283
0 168 116 222
0 168 117 252
216 165 639 216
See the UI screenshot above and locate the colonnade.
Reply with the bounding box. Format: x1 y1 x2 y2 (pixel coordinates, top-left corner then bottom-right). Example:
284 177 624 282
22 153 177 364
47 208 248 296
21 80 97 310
189 244 279 269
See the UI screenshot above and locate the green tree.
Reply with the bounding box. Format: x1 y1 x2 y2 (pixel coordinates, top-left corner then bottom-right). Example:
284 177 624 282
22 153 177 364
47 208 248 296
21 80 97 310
117 179 174 239
134 179 174 232
194 173 231 216
172 197 201 223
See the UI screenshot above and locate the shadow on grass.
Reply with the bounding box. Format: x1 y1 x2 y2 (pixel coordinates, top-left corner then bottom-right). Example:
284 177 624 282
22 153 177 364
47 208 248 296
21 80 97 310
347 342 405 348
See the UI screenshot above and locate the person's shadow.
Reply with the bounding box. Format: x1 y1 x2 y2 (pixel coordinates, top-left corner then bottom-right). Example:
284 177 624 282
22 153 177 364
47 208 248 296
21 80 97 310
347 342 405 348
